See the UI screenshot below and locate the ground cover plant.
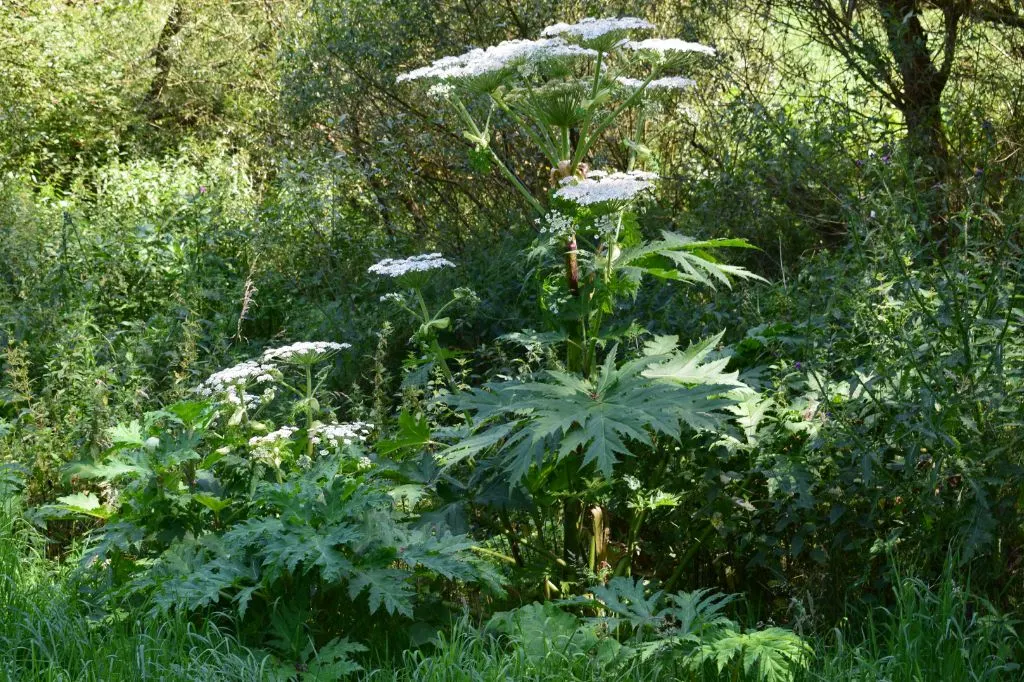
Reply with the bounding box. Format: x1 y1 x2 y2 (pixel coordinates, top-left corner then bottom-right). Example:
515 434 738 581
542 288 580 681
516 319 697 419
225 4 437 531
2 1 1023 680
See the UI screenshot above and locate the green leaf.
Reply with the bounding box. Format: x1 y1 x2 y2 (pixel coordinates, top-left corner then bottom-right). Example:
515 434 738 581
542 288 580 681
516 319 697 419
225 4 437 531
66 456 150 481
642 332 743 387
106 420 144 448
687 628 812 682
453 339 745 482
617 231 767 291
54 492 113 520
376 410 432 455
347 568 414 617
307 637 366 678
438 422 518 468
193 493 230 513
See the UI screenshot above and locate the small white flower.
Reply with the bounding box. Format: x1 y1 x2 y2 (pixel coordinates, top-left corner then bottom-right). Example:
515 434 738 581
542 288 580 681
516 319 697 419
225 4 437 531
357 456 373 471
380 292 405 304
541 17 653 42
262 341 350 363
554 170 658 206
144 436 161 451
624 38 716 56
368 253 455 277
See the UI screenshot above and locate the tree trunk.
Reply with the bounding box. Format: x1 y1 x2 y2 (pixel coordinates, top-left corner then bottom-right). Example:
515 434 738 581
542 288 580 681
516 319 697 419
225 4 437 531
877 0 951 178
143 2 185 116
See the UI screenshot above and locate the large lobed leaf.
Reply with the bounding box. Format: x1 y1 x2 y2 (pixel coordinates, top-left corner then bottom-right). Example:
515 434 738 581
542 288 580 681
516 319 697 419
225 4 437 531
445 335 747 481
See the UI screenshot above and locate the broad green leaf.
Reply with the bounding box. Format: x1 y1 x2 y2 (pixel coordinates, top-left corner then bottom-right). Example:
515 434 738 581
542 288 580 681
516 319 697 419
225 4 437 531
54 492 112 520
347 568 414 617
642 332 743 387
106 420 144 448
453 339 746 482
376 410 432 455
193 493 230 513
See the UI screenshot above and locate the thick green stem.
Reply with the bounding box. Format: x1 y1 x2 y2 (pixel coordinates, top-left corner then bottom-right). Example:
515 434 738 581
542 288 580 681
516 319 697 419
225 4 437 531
451 94 545 216
571 70 659 173
627 106 647 171
563 495 583 567
591 50 604 98
492 94 560 165
304 364 314 458
488 148 545 217
415 288 456 390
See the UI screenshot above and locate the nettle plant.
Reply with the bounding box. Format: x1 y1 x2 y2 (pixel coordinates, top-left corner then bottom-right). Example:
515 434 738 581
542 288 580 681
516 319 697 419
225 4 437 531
398 18 765 576
51 342 500 674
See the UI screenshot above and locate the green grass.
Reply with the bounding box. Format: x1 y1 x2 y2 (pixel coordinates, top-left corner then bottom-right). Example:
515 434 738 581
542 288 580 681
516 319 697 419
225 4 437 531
807 566 1021 682
0 499 266 681
2 498 1019 681
359 622 664 682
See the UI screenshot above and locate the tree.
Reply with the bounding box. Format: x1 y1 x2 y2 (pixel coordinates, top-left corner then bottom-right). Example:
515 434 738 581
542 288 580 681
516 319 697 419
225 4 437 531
769 1 1024 181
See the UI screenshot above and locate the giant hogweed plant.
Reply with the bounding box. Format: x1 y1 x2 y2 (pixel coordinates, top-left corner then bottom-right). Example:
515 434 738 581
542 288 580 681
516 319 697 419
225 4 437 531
490 577 811 682
396 18 765 574
49 342 501 674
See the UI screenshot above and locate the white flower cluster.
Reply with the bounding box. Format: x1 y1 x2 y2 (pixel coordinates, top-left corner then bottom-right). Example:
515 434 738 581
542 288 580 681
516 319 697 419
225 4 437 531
262 341 350 363
379 292 406 304
368 253 455 277
541 17 653 41
248 425 298 448
535 210 576 239
593 214 620 239
309 421 373 453
554 170 659 206
197 360 276 409
624 38 716 56
427 82 455 100
396 38 596 83
197 341 350 408
616 75 696 91
248 425 298 466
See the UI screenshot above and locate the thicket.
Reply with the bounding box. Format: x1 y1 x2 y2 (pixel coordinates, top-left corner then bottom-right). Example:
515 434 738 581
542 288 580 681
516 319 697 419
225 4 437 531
1 1 1023 680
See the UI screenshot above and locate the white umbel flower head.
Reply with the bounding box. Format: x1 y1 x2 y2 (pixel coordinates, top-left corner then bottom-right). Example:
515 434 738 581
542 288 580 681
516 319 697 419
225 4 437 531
249 425 298 467
249 425 298 447
624 38 716 56
197 360 276 409
396 38 597 87
262 341 350 364
541 17 653 48
379 292 406 304
368 253 455 278
309 422 373 449
554 170 659 206
617 75 696 91
535 210 576 239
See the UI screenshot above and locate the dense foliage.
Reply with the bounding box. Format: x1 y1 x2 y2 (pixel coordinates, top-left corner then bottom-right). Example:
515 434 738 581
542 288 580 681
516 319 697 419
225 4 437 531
2 1 1023 680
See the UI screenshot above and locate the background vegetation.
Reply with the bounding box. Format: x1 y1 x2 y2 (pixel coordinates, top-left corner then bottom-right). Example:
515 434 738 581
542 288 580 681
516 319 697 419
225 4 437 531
1 0 1022 679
